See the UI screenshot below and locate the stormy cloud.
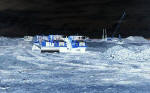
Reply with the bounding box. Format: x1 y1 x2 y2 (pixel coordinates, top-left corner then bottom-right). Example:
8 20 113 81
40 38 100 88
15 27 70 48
0 0 150 38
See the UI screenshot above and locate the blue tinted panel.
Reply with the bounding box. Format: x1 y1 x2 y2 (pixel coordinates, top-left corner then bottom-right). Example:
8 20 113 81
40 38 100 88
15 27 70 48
42 41 46 46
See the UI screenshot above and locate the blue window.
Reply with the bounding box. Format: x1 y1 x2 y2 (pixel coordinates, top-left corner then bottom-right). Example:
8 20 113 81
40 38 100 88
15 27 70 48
42 41 46 46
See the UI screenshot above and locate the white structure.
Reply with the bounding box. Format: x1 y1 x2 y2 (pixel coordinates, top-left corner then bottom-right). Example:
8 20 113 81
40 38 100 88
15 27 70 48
102 28 107 41
24 36 33 41
32 35 87 53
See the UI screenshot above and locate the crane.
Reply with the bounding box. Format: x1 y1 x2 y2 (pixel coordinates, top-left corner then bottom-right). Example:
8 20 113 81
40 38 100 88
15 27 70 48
112 11 126 38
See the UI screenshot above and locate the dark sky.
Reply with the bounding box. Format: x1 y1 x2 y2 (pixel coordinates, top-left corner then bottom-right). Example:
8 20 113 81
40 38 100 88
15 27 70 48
0 0 150 38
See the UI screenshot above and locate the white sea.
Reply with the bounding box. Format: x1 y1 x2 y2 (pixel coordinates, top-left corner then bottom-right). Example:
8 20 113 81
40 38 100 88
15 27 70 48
0 36 150 93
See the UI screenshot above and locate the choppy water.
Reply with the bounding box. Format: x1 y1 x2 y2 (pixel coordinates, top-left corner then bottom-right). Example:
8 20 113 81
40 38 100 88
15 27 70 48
0 37 150 93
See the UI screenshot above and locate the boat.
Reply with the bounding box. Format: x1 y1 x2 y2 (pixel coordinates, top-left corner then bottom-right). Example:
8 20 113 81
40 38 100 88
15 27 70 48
106 35 124 44
32 35 87 53
66 36 87 53
32 35 67 52
100 28 124 44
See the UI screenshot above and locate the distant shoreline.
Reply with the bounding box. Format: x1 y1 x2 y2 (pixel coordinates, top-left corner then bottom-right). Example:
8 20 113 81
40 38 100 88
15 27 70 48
0 35 150 40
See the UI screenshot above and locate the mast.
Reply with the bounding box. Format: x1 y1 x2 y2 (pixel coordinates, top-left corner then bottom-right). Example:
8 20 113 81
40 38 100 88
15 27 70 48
105 28 107 41
102 28 105 40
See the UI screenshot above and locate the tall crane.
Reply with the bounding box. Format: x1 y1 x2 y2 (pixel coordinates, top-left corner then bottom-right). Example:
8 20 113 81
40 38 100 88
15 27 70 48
112 11 126 38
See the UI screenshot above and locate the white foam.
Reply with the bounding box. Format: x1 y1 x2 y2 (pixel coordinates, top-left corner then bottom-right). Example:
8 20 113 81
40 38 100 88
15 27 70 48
124 36 150 43
104 45 135 61
1 36 150 92
103 44 150 61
